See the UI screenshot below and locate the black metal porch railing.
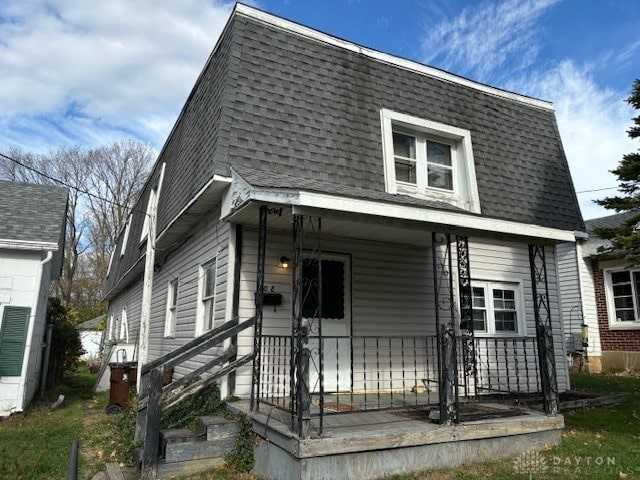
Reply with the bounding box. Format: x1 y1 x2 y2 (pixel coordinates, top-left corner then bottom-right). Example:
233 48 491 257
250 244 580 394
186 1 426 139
256 334 541 422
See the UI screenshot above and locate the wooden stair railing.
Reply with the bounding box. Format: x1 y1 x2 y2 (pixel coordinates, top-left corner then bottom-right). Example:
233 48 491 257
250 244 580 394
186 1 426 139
136 315 257 478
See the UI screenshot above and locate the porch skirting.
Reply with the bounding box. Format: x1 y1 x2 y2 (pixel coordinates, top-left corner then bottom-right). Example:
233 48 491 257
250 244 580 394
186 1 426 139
229 402 563 480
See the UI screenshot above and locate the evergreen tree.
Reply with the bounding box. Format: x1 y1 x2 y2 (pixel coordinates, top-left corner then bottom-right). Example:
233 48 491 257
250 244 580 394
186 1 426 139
594 79 640 263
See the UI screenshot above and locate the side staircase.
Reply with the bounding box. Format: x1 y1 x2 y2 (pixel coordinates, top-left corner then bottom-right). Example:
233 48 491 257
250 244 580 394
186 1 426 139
135 316 257 479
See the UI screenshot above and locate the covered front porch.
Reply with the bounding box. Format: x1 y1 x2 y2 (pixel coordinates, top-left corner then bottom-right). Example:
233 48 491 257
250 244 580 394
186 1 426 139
229 202 562 440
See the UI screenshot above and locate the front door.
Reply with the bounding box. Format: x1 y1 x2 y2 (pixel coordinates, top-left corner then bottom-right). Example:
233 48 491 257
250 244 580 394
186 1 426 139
303 253 352 394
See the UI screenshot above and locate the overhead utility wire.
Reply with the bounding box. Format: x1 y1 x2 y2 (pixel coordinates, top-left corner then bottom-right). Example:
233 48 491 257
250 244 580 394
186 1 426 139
575 186 619 194
0 151 149 217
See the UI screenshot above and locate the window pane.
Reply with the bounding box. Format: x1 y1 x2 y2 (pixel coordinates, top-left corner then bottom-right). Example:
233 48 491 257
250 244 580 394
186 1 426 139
204 260 216 298
495 311 517 332
614 296 634 309
393 132 416 159
616 309 636 322
472 309 486 332
427 165 453 190
170 280 178 307
472 287 485 307
395 160 417 184
611 271 631 284
613 283 633 296
426 141 452 166
302 259 345 319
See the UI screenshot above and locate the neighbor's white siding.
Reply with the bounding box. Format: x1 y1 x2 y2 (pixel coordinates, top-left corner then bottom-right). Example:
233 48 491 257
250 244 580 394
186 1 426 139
575 241 602 358
0 249 51 416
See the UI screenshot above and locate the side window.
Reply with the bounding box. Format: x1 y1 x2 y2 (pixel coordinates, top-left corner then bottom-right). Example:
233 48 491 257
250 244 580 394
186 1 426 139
471 281 522 335
164 278 179 338
119 308 129 343
197 258 217 335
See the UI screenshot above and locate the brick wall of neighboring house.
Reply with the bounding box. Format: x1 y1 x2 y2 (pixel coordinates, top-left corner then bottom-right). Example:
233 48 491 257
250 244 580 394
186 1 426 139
592 259 640 351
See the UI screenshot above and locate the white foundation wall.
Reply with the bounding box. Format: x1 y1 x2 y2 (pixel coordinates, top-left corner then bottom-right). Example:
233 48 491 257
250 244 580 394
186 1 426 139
235 231 569 398
0 249 48 416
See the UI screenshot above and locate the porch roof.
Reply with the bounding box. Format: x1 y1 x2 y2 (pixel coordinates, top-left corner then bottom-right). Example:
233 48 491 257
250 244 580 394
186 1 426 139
223 169 580 243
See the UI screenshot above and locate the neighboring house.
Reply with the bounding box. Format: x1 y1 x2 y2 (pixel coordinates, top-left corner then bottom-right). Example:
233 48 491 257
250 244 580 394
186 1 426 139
104 5 586 477
0 180 67 417
559 211 640 373
78 314 106 361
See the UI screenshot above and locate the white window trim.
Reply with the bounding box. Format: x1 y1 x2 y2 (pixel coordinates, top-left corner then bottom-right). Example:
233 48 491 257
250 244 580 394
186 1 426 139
471 280 526 336
196 256 218 337
121 215 132 257
108 314 115 340
119 308 129 343
380 109 481 214
106 250 115 278
603 268 640 330
164 278 179 338
140 189 157 242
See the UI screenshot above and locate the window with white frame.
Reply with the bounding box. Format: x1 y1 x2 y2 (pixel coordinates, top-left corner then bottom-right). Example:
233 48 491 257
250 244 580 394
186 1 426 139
140 189 157 242
164 278 179 338
197 258 217 335
119 308 129 342
380 109 480 213
108 314 116 340
121 215 132 256
471 281 523 335
606 270 640 326
106 250 115 278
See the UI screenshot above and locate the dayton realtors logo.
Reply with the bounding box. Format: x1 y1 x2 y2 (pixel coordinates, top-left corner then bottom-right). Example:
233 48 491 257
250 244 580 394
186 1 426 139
513 451 548 479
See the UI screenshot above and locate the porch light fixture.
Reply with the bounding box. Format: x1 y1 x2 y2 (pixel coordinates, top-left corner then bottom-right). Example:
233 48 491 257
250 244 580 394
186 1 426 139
279 256 290 269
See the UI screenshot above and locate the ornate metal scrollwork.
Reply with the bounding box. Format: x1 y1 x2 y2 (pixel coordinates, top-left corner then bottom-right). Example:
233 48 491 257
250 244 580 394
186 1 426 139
456 236 477 380
528 243 558 415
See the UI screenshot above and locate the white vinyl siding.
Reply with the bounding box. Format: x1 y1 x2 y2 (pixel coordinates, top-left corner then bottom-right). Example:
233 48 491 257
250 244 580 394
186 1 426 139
235 232 569 397
145 204 231 384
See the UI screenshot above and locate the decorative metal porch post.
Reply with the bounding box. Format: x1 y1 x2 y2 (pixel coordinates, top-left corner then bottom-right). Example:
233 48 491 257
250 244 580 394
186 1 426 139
456 236 478 395
250 205 268 411
290 214 322 438
528 244 559 415
432 232 459 425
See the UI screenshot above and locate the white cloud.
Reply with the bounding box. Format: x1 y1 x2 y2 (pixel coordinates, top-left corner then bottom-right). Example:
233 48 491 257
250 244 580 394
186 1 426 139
514 61 636 220
0 0 235 150
419 0 637 221
421 0 560 82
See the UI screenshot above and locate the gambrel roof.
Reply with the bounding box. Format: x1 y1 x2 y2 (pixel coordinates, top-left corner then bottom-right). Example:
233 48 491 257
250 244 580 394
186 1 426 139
104 4 585 297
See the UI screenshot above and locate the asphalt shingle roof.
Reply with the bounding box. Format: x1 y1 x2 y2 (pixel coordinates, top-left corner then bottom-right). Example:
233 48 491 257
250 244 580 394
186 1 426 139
0 180 68 245
584 211 639 234
104 6 586 296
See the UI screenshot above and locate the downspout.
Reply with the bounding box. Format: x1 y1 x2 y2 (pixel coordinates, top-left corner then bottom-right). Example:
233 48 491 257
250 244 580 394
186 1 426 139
17 250 53 410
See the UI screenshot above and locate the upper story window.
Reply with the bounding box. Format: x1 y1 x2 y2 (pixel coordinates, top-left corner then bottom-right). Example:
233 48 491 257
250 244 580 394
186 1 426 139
605 269 640 329
471 281 524 335
121 215 132 257
140 189 157 242
381 109 480 213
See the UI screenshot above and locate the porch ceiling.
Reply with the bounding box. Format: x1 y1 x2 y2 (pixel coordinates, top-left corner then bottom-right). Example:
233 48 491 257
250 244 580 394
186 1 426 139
227 202 434 247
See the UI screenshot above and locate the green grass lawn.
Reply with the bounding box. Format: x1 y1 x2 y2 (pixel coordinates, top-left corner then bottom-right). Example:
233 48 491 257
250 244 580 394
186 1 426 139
0 365 97 480
1 368 638 480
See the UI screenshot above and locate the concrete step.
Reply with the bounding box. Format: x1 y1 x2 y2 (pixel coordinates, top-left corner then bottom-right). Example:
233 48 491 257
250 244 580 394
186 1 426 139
159 428 199 457
195 415 238 441
164 436 235 463
156 456 225 479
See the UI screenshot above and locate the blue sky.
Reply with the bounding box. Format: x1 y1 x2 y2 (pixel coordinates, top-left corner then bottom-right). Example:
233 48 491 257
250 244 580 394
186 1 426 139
1 0 639 219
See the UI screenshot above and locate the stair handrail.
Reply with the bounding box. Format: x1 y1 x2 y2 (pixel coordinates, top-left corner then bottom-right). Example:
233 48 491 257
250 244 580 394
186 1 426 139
136 314 257 478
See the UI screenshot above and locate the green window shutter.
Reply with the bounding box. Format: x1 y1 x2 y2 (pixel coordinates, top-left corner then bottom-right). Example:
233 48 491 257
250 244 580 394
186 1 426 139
0 306 31 376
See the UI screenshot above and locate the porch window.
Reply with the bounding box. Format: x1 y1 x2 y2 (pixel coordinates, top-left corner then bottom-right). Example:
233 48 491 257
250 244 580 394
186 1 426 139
197 258 217 334
606 270 640 326
119 308 129 342
380 109 480 213
472 282 522 334
164 278 179 338
302 259 345 319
